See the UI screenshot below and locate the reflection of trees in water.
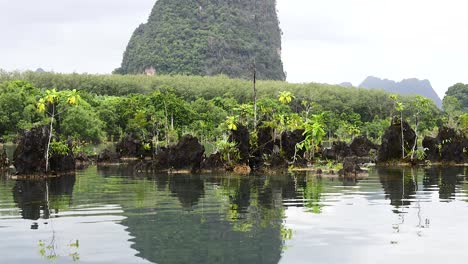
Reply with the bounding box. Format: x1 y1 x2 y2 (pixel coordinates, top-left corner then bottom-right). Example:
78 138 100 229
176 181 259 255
378 167 416 208
155 173 169 191
378 168 426 236
423 167 464 201
12 175 75 221
379 167 466 238
38 238 80 262
302 175 323 214
257 175 296 209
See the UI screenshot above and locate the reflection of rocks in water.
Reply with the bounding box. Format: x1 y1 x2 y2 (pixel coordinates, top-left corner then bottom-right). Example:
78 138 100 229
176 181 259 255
124 211 283 264
155 174 169 192
169 175 204 209
75 162 91 171
12 175 76 220
97 162 151 177
342 178 359 186
122 174 283 264
378 168 416 208
13 181 44 220
424 167 464 201
97 164 206 208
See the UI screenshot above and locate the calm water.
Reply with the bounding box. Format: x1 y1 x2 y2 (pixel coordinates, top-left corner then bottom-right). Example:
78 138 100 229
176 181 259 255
0 165 468 264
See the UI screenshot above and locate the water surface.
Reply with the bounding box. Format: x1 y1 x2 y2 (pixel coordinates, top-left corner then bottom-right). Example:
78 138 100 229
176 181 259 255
0 165 467 263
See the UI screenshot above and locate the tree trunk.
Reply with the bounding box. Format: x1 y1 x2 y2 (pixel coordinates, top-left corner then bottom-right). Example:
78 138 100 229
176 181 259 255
252 64 257 129
163 101 169 146
410 118 419 161
400 112 405 159
45 105 55 173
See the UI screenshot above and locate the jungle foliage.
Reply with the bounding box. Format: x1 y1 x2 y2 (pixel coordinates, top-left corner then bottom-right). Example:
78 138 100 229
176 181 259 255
0 72 456 155
445 83 468 112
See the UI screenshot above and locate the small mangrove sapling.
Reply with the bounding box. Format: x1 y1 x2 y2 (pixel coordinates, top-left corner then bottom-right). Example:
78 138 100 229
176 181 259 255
390 95 405 159
409 96 431 162
296 113 326 162
36 89 80 173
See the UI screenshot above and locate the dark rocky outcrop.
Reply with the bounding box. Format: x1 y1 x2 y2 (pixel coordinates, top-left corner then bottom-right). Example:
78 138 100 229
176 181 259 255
49 141 75 173
168 135 205 171
256 126 275 156
423 127 468 163
13 126 76 174
230 124 250 164
438 127 467 163
13 126 49 174
154 135 205 172
332 141 352 158
338 157 362 177
202 152 224 170
350 136 378 157
422 136 440 161
281 129 305 161
116 134 151 158
250 126 276 170
75 152 90 163
378 121 416 162
97 149 121 163
322 141 351 160
322 148 336 160
322 137 377 162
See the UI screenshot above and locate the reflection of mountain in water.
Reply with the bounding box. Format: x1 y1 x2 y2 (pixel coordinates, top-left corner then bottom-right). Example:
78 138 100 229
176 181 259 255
12 175 75 221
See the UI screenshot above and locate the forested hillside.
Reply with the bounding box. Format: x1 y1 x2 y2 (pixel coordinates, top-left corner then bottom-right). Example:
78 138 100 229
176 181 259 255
0 71 419 122
115 0 285 80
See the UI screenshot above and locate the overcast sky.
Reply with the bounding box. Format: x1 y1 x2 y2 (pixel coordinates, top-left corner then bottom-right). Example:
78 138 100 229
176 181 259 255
1 0 467 97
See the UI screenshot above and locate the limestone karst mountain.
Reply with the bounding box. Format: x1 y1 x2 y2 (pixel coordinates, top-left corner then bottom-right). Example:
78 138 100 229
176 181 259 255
115 0 285 81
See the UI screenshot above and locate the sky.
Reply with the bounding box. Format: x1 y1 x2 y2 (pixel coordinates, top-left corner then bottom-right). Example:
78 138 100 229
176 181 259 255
1 0 467 98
